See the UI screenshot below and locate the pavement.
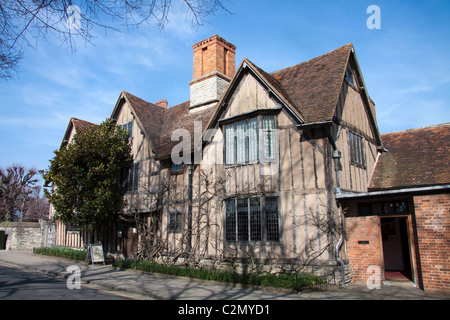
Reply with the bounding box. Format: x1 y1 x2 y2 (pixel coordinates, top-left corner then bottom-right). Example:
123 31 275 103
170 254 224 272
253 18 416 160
0 249 449 300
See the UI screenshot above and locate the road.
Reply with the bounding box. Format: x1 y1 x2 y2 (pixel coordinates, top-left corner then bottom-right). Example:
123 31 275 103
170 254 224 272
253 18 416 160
0 263 146 300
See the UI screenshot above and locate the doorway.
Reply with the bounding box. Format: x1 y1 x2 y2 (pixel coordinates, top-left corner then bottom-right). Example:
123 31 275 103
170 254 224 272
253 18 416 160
381 217 413 282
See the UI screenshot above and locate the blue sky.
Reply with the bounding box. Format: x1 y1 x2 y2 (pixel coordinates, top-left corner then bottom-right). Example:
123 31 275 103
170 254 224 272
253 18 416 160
1 0 449 173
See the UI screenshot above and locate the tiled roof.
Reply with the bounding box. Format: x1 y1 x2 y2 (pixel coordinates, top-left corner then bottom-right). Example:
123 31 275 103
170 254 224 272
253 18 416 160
120 43 370 158
121 92 166 153
122 92 217 159
71 117 98 131
61 117 99 148
369 123 450 190
271 44 353 123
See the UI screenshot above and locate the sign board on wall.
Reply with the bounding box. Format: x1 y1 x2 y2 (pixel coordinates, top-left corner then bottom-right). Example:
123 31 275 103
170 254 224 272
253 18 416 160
89 244 105 265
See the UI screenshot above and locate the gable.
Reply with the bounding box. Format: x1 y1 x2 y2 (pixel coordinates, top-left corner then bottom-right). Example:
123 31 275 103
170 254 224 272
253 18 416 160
271 44 353 124
333 61 378 144
221 69 284 119
109 43 382 163
61 117 98 149
207 59 304 131
111 91 217 160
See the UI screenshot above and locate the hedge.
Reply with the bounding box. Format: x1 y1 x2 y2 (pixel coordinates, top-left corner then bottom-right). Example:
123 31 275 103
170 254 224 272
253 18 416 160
113 259 324 291
34 247 88 261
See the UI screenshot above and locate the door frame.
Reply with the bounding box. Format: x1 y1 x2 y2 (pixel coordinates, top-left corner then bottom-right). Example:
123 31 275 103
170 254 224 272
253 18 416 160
380 215 416 284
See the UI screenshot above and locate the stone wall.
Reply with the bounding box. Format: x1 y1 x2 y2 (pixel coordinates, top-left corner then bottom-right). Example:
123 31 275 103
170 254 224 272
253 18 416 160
0 220 55 250
189 73 230 108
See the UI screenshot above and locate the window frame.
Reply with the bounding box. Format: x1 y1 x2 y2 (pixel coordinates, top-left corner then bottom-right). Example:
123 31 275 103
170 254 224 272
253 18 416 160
344 67 355 87
168 211 183 233
170 162 184 175
120 162 140 192
348 131 366 168
121 121 133 139
223 113 278 166
224 196 280 243
358 200 409 217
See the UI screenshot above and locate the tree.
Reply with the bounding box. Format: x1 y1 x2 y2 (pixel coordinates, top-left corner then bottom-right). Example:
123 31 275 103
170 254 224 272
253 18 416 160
42 118 133 231
0 0 230 79
0 164 38 221
21 186 50 221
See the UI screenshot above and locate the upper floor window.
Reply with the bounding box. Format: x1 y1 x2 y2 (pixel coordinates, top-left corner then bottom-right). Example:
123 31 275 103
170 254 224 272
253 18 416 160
120 162 140 192
348 131 365 168
121 121 133 139
224 115 277 165
345 67 355 87
262 115 276 160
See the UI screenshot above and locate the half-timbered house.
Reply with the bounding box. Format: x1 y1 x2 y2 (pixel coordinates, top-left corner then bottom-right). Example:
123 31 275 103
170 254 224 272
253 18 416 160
50 35 450 292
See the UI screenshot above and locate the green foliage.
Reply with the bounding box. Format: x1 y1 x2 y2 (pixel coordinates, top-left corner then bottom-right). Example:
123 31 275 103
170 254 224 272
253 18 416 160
42 119 133 231
113 259 324 291
34 246 88 261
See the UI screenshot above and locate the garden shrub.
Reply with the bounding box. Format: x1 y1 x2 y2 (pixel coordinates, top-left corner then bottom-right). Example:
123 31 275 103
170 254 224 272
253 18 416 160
112 259 324 291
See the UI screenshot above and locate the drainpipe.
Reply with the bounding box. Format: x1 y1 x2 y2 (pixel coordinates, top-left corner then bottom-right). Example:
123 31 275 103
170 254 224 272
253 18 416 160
186 163 193 256
335 201 345 287
332 150 342 195
332 149 345 287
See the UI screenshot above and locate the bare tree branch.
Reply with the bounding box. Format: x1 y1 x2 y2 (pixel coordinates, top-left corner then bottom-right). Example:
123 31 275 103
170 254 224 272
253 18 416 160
0 164 39 221
0 0 231 79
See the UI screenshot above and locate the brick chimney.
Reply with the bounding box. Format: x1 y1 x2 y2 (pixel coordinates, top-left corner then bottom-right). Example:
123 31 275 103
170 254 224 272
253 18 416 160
156 99 168 108
189 35 236 109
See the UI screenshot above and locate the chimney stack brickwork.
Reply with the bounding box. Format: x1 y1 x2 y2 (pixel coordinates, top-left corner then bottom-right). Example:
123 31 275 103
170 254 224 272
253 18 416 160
190 35 236 109
156 99 168 108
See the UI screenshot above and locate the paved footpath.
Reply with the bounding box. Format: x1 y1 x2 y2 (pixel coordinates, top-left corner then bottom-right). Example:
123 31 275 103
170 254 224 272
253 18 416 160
0 250 449 300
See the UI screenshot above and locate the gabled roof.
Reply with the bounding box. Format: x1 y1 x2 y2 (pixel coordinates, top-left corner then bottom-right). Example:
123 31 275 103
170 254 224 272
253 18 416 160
120 91 167 155
207 43 382 146
271 44 353 124
60 117 98 149
112 43 382 158
112 91 216 159
369 123 450 191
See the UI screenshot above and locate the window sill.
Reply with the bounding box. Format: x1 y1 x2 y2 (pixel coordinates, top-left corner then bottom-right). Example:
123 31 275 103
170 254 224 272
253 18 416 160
350 162 366 170
224 240 281 244
225 160 278 168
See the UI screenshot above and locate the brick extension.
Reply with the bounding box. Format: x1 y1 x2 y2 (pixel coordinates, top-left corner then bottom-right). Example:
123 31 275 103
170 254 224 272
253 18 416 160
414 193 450 293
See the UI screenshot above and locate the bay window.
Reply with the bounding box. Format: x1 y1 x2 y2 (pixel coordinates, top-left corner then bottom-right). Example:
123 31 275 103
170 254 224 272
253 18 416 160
224 114 277 165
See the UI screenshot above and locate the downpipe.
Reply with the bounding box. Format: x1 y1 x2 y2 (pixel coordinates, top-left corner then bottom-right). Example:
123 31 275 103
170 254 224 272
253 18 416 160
335 201 346 287
332 149 345 287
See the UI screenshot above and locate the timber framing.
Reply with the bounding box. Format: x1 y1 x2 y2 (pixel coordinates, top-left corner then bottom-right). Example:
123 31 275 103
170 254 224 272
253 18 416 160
50 35 450 292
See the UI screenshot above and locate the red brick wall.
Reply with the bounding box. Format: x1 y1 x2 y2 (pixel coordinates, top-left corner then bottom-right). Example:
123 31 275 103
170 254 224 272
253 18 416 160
414 193 450 293
345 216 383 284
